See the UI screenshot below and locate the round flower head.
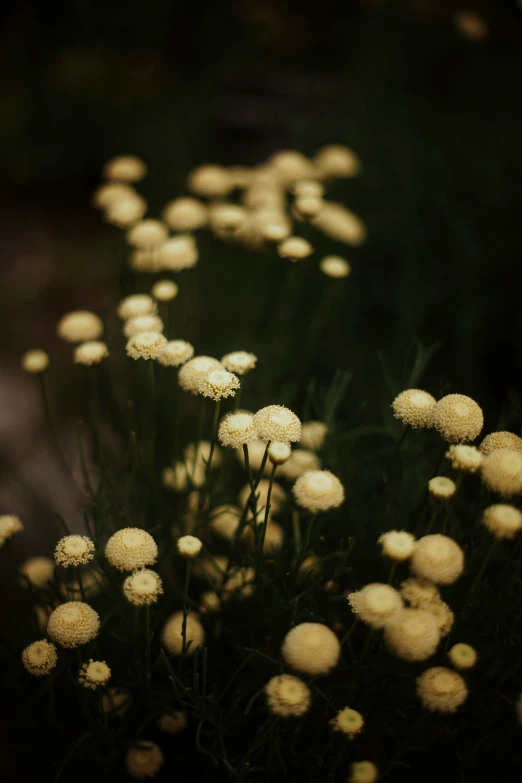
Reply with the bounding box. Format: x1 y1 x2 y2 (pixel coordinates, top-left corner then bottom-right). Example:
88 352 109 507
482 504 522 540
425 600 454 637
105 528 158 572
268 150 315 183
281 622 340 676
294 195 324 218
123 569 163 605
200 590 221 613
199 369 240 401
446 444 482 472
238 479 286 514
299 421 327 451
57 311 103 343
47 602 100 649
188 164 232 198
0 514 23 543
448 643 477 670
162 610 205 656
400 577 441 607
20 556 54 588
384 608 440 662
117 294 157 320
21 349 49 374
348 583 403 628
254 404 301 443
268 442 292 465
22 640 58 676
480 431 522 456
92 181 135 209
126 331 167 360
481 449 522 497
320 255 351 279
152 280 178 302
209 505 241 542
257 211 292 242
431 394 484 443
330 707 364 738
130 248 161 276
123 314 164 339
221 351 257 376
78 659 111 690
392 389 436 429
209 203 247 236
292 178 324 198
293 469 344 512
299 554 321 576
54 535 94 567
416 667 468 713
127 219 168 249
178 356 223 394
314 145 361 179
158 235 198 271
74 340 109 366
105 192 147 226
280 449 320 480
219 411 257 448
428 476 456 500
378 531 415 562
162 197 208 231
158 711 188 734
347 761 379 783
222 566 255 601
125 742 164 780
177 535 202 559
312 201 366 245
411 535 464 585
103 154 146 182
278 236 313 262
265 674 311 717
156 340 194 368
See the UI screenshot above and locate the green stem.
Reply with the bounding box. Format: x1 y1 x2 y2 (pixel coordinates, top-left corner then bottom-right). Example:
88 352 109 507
387 561 398 585
145 605 151 681
243 444 255 495
393 425 409 457
255 462 277 579
201 400 221 510
467 539 500 603
38 374 70 477
425 503 438 535
302 513 318 555
76 566 86 602
181 561 192 657
292 511 301 555
234 386 242 411
145 360 156 480
190 401 207 483
442 473 463 533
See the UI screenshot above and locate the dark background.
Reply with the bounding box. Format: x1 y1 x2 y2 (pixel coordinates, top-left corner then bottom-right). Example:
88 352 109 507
1 3 522 779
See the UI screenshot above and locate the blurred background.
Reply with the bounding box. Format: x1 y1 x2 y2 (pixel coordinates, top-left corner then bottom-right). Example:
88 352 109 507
1 0 522 559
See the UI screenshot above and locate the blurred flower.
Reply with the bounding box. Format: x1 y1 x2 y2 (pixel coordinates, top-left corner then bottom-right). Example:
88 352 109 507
416 667 468 713
57 311 103 343
265 674 311 717
293 469 344 512
411 535 464 585
281 622 340 675
384 608 440 662
74 341 109 366
21 350 49 374
348 583 403 628
125 742 164 780
162 611 205 656
448 643 477 670
126 332 167 360
103 155 147 182
162 197 208 231
481 449 522 497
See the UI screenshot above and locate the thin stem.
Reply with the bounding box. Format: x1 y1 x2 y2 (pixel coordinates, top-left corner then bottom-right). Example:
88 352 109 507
181 561 192 657
243 444 255 495
442 472 463 533
292 510 301 555
191 401 207 482
38 373 70 477
145 360 156 480
467 539 500 604
387 561 398 585
393 425 409 457
145 605 151 681
201 399 221 510
234 386 242 411
256 462 277 579
76 566 86 602
302 513 318 554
